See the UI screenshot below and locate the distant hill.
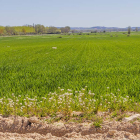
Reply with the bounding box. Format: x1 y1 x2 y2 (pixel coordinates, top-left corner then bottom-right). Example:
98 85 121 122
57 26 140 32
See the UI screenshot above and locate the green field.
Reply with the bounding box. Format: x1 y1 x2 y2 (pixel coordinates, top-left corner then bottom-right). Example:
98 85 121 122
0 32 140 116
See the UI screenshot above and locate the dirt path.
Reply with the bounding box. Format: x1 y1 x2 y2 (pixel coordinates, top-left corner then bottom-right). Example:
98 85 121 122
0 131 139 140
0 115 140 140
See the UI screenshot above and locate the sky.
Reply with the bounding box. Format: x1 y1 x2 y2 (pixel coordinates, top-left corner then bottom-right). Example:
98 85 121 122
0 0 140 28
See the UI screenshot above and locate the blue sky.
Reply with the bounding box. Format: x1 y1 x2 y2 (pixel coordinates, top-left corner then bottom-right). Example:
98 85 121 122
0 0 140 27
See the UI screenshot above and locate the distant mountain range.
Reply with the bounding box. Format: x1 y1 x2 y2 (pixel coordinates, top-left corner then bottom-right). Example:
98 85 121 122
70 26 140 30
58 26 140 32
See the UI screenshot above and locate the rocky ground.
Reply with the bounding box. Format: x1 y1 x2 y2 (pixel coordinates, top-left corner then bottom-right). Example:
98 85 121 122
0 113 140 139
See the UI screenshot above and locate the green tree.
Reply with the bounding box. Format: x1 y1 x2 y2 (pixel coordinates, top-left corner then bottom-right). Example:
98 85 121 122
5 26 17 35
47 26 57 34
35 24 45 34
60 27 65 33
128 26 131 34
60 26 70 33
0 29 3 35
22 28 26 34
65 26 70 33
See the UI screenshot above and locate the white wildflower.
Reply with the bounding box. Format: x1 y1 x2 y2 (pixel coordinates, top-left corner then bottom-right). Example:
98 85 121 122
61 89 64 91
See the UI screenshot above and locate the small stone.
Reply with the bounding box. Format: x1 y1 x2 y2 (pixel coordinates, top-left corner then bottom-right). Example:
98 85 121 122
108 130 116 136
52 47 57 49
64 133 71 138
46 133 52 138
124 132 130 138
0 116 3 120
22 119 30 127
122 114 140 122
39 138 46 140
40 117 46 120
29 117 39 124
13 119 20 125
71 111 84 117
56 114 64 119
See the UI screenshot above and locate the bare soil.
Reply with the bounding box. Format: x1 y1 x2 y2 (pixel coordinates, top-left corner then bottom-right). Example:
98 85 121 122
0 114 140 140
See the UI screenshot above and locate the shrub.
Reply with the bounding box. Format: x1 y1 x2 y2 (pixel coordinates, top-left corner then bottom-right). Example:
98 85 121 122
91 30 97 33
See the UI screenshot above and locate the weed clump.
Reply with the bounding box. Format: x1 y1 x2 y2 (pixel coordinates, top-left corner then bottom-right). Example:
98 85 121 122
92 117 103 128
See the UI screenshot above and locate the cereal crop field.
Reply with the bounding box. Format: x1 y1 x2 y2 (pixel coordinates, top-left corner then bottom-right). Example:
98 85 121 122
0 32 140 116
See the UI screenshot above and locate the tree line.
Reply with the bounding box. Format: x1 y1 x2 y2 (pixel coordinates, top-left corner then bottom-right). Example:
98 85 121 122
0 25 71 36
